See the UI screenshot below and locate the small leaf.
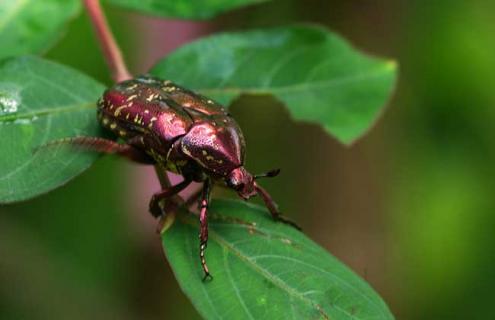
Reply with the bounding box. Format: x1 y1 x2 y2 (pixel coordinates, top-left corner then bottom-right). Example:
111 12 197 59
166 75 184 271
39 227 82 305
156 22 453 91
152 25 397 144
0 56 105 203
162 199 394 320
0 0 80 60
106 0 268 20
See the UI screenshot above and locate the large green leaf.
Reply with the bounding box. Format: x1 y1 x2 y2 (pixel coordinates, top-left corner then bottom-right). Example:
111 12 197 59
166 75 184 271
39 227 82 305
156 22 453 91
162 199 394 320
0 0 80 60
152 25 397 144
106 0 268 20
0 56 104 203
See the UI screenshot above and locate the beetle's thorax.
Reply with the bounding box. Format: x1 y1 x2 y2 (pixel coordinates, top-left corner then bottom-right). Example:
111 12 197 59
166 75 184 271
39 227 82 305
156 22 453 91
179 119 245 177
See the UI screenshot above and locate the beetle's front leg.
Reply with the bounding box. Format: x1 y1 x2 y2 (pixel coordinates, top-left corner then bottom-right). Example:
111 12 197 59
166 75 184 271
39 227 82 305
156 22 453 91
254 182 302 230
199 179 213 281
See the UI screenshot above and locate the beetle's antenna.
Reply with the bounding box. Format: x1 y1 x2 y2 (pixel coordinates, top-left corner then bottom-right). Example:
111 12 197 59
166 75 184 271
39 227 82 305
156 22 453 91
254 169 280 180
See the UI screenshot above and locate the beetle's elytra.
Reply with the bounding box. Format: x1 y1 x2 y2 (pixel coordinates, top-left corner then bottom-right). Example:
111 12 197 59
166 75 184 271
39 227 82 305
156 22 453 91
57 75 299 280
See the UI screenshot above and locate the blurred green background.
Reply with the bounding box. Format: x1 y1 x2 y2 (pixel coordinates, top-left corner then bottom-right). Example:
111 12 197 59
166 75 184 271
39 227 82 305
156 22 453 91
2 0 495 319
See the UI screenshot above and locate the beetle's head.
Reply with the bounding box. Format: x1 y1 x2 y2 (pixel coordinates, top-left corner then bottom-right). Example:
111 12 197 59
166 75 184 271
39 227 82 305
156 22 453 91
226 167 280 200
226 167 255 199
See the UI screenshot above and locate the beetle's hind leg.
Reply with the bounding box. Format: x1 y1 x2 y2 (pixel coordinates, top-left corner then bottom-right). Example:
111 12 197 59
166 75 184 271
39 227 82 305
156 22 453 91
36 136 155 164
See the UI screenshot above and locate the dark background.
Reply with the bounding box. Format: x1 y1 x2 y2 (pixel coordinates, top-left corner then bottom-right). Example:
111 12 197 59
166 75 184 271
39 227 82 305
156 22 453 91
2 0 494 319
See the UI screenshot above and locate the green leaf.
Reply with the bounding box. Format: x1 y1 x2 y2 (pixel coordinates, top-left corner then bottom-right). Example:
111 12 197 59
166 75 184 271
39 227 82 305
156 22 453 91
106 0 268 20
0 0 80 60
151 25 397 144
162 199 394 320
0 56 104 203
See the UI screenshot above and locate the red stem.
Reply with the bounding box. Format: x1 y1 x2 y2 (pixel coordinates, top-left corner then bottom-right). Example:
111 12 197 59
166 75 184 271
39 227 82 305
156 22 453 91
82 0 131 83
82 2 194 223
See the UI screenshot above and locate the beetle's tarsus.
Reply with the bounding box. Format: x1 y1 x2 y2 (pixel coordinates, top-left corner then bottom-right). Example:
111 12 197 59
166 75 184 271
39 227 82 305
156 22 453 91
274 214 302 231
254 182 302 231
202 272 213 282
200 240 212 282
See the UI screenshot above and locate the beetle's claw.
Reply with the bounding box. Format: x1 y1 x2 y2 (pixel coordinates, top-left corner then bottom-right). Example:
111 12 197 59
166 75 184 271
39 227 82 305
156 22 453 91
275 215 302 231
202 272 213 282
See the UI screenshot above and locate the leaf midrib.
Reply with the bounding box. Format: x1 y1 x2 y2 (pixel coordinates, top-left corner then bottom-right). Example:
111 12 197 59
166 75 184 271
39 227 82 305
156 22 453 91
178 202 391 319
179 213 333 319
208 223 337 320
197 63 393 97
0 102 95 122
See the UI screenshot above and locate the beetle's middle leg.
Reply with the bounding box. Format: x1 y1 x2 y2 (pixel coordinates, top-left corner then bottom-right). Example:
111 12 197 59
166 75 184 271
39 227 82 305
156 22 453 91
149 178 192 218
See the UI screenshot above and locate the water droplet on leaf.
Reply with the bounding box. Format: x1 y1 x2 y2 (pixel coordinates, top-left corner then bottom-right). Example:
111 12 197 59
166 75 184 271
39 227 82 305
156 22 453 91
0 84 21 116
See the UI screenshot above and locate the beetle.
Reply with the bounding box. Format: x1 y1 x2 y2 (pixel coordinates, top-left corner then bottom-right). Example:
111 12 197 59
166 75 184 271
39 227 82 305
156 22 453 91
57 75 299 280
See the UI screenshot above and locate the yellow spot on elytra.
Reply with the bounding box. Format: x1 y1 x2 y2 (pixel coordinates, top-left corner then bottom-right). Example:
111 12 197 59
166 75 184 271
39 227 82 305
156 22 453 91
109 104 114 110
202 150 207 156
127 84 138 90
125 113 130 120
127 94 138 101
148 117 157 128
119 130 126 136
207 100 213 104
146 93 159 102
110 123 117 129
102 118 109 125
114 105 128 116
206 155 214 161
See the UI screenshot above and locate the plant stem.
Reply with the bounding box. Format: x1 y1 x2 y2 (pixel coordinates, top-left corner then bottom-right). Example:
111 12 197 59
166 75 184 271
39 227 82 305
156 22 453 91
82 1 189 224
82 0 131 83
